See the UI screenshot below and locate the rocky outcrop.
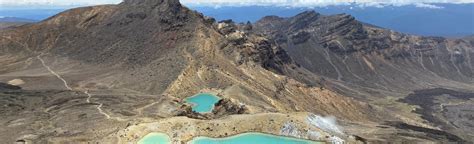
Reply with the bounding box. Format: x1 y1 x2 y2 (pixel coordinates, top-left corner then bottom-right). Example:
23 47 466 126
216 19 297 75
177 98 248 120
212 98 247 116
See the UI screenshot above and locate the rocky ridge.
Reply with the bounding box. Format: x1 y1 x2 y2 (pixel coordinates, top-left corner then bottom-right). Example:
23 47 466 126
254 10 474 142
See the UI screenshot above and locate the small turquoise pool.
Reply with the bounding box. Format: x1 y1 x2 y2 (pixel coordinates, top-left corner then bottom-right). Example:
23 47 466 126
188 132 321 144
185 93 221 113
138 133 170 144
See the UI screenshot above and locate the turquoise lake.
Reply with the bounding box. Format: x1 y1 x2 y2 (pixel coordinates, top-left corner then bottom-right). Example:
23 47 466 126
185 93 221 113
138 133 170 144
188 132 321 144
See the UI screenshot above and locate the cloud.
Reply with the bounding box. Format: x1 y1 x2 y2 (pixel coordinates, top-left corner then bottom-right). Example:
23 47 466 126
414 3 444 8
0 0 120 6
0 0 472 8
180 0 473 7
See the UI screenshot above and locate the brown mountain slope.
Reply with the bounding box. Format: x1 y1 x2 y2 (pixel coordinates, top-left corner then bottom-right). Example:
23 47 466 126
0 0 401 143
255 11 474 95
254 10 474 141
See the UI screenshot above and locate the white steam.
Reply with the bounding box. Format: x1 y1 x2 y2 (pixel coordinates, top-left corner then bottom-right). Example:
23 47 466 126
307 113 343 135
307 114 345 144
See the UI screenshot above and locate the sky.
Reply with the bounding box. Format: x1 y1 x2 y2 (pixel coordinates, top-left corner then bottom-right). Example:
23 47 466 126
0 0 473 8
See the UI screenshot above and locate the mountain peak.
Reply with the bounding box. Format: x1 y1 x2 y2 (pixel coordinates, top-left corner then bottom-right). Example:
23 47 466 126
122 0 181 8
293 10 319 19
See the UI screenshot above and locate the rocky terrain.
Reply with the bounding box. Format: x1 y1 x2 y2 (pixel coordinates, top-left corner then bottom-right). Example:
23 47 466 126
253 11 474 141
0 0 472 143
254 11 474 95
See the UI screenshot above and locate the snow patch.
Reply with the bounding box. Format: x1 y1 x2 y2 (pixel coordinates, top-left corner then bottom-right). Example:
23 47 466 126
454 50 462 55
8 79 25 86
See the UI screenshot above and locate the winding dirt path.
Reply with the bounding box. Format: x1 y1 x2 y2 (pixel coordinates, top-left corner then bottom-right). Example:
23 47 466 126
37 55 115 120
37 55 73 90
85 90 92 103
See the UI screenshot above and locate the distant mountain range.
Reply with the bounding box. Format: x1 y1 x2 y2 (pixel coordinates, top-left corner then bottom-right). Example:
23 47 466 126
0 17 36 29
0 9 65 21
192 3 474 37
1 3 473 37
0 17 37 23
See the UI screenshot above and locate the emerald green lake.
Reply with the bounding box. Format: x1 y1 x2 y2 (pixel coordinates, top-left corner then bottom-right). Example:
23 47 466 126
138 133 170 144
185 93 221 113
188 132 321 144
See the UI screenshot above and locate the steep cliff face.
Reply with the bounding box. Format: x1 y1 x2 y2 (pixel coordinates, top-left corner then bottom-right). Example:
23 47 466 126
254 10 474 142
255 11 474 98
